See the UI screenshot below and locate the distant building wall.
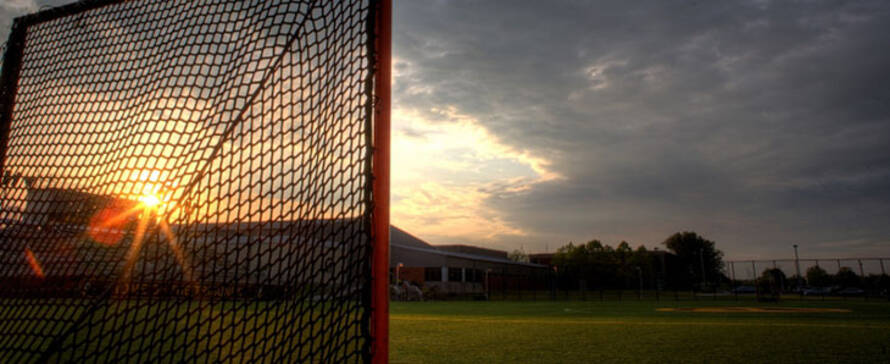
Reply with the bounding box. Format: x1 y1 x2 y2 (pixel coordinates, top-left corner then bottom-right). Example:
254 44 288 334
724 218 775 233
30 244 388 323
434 245 508 260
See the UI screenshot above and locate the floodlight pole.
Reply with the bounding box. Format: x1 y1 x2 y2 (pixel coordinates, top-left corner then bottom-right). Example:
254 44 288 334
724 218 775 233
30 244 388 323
371 0 391 363
793 244 802 289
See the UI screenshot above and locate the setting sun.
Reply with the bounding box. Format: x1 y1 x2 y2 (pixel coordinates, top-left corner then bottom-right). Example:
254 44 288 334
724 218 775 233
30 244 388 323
139 194 161 208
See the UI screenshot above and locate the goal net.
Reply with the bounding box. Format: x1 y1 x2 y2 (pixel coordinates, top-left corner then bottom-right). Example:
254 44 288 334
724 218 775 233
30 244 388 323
0 0 389 362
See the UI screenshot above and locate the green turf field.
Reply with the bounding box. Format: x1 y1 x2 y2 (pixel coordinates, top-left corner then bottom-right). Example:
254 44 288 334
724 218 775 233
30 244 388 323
390 300 890 363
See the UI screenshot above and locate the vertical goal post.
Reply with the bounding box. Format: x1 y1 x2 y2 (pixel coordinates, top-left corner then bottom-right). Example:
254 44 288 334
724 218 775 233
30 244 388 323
0 0 391 362
371 0 392 362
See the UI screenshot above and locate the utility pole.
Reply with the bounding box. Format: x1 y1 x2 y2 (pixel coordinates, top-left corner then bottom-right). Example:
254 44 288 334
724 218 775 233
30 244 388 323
793 244 802 289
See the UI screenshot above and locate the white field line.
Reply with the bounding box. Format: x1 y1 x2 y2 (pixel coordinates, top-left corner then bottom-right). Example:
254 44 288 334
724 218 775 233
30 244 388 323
390 315 890 330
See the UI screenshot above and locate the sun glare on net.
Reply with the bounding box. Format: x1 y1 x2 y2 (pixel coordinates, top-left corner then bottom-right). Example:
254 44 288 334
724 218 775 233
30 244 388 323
139 194 161 208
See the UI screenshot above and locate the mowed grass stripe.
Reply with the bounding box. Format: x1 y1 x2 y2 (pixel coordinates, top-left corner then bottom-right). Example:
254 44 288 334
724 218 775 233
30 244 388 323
392 314 890 330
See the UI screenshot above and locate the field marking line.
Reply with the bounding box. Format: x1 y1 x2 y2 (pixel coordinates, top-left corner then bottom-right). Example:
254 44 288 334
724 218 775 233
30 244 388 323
390 315 890 330
656 307 851 313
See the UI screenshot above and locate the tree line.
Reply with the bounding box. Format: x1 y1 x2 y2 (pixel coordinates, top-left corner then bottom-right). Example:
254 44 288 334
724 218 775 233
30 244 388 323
548 231 725 291
759 265 889 292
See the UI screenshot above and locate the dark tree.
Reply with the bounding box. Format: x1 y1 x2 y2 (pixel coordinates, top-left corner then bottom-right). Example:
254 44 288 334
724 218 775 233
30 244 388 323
806 266 831 287
508 249 529 263
835 267 860 288
662 232 724 289
759 268 787 294
552 239 659 290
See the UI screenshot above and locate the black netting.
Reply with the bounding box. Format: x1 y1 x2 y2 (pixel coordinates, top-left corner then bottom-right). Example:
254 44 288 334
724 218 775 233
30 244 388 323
0 0 381 362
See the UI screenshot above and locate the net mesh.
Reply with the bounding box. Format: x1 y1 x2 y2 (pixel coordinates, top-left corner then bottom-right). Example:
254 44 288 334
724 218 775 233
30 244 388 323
0 0 380 362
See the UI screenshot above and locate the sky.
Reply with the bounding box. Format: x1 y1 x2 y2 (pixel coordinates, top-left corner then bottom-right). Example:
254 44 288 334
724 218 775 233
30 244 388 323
3 0 890 260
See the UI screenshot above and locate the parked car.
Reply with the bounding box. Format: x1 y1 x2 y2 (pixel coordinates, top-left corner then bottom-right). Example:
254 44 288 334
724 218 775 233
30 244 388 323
731 285 756 294
802 287 832 296
837 287 865 296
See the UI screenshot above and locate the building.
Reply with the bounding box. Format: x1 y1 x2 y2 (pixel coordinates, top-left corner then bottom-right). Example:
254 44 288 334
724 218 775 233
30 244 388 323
390 227 548 297
529 253 555 266
2 186 549 299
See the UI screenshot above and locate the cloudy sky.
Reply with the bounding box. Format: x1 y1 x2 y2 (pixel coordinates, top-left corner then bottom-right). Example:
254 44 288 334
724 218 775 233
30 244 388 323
3 0 890 260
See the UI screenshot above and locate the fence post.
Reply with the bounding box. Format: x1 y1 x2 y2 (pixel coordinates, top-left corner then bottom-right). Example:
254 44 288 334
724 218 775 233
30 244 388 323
550 268 556 301
501 267 506 300
518 272 523 301
730 261 737 300
857 260 867 301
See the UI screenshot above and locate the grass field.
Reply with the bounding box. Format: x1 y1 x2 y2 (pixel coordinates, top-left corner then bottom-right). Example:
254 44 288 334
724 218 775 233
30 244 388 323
390 300 890 363
3 298 888 362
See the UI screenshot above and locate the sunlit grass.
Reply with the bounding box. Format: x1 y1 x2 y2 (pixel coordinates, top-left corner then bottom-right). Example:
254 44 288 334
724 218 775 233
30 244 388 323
390 300 890 363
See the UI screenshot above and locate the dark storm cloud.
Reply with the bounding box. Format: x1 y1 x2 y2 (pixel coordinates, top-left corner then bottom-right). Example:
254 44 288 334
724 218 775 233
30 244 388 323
394 0 890 258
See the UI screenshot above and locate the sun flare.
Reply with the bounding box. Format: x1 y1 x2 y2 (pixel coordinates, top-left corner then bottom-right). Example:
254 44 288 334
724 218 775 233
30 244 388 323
139 194 162 208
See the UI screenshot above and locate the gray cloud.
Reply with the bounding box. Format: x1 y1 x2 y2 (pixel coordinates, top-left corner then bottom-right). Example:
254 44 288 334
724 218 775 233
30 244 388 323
1 0 38 45
394 0 890 258
1 0 71 46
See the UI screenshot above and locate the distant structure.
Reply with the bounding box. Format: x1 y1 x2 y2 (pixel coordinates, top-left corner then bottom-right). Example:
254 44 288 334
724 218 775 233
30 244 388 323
3 187 549 300
529 253 554 266
1 187 362 299
390 227 548 298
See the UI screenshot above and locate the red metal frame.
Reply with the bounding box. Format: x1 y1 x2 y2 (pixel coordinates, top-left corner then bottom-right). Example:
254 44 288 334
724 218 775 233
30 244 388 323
371 0 391 362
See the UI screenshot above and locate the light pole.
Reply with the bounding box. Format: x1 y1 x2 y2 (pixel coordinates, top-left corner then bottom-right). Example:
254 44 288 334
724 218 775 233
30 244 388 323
635 266 643 299
793 245 802 290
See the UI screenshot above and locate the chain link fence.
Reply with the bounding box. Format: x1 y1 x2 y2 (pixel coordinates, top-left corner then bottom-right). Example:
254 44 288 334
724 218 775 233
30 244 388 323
477 257 890 302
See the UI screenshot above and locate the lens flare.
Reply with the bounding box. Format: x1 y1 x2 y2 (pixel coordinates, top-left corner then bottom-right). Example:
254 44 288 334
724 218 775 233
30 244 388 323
139 194 161 208
88 202 142 246
24 248 45 279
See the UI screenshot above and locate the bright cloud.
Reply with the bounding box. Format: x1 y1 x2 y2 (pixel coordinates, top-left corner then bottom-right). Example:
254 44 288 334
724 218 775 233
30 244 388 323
391 105 558 245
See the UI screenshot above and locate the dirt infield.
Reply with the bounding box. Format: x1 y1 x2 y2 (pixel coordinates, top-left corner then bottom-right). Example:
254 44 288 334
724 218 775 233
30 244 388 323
656 307 851 313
